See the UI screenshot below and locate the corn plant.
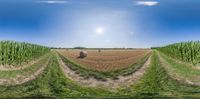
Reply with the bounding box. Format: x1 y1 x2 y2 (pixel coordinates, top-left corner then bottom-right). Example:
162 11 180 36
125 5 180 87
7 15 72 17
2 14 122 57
0 41 50 66
157 41 200 65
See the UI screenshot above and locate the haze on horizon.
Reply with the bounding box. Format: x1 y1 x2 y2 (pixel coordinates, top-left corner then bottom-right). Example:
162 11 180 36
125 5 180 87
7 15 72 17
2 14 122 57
0 0 200 48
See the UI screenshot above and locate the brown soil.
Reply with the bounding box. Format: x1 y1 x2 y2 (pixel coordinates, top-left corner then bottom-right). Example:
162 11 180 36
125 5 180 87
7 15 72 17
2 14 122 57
57 53 151 90
57 49 151 72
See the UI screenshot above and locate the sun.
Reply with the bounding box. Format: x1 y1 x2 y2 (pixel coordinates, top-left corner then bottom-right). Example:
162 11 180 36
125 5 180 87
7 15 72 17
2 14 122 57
95 27 104 34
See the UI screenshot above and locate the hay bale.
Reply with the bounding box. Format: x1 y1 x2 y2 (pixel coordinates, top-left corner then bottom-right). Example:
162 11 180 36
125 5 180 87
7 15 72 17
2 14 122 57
98 49 101 53
79 51 87 58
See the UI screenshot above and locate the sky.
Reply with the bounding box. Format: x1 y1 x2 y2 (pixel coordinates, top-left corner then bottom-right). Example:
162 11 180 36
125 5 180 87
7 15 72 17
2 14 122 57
0 0 200 48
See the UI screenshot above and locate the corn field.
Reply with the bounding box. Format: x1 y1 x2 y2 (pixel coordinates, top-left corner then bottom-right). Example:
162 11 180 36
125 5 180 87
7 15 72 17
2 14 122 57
157 41 200 65
0 41 50 66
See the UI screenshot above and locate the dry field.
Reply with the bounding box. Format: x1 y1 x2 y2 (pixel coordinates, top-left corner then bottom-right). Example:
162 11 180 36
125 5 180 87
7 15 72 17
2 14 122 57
57 49 151 72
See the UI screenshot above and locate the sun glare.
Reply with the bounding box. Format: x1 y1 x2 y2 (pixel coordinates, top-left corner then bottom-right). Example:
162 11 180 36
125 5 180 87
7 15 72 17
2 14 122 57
96 27 104 34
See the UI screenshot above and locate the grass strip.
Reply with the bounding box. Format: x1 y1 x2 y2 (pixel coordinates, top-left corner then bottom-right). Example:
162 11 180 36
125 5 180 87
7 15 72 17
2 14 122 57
117 51 200 98
58 52 151 81
0 53 113 98
0 53 51 78
159 51 200 78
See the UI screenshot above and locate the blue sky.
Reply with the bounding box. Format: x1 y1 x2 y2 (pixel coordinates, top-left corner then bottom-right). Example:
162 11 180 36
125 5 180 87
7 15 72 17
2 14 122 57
0 0 200 48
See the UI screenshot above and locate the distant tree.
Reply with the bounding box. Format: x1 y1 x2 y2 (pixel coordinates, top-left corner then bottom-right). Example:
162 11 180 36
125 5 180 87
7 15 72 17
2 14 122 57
73 46 87 49
151 47 161 49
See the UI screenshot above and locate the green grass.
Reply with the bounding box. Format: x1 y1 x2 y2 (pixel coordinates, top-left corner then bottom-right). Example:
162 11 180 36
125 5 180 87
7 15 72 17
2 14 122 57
0 53 114 98
58 52 151 81
0 51 200 98
0 53 50 78
117 51 200 98
159 51 200 79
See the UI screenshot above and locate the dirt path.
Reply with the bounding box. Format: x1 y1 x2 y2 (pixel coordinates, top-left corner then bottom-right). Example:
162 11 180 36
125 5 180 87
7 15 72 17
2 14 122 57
0 54 49 71
57 53 151 90
0 57 50 86
156 51 200 86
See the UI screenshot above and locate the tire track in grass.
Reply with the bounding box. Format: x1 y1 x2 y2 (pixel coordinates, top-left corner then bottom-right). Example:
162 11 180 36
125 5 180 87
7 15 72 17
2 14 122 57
0 56 50 86
156 51 200 86
56 53 151 90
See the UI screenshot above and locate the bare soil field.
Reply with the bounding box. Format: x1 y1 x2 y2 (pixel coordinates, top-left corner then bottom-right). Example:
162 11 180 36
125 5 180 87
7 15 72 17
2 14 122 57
56 53 151 90
57 49 150 72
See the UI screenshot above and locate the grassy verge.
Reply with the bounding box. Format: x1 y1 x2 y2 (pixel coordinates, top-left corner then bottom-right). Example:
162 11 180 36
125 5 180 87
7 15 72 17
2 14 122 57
0 53 114 98
0 53 51 78
117 51 200 98
159 51 200 81
0 51 200 98
58 52 151 81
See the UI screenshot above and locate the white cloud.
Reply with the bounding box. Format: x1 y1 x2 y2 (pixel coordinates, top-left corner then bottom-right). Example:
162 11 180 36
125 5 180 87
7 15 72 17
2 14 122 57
137 1 159 6
38 0 69 4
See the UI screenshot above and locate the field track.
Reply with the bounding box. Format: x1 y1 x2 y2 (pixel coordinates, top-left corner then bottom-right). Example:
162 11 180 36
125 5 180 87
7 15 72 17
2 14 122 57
0 57 50 86
157 51 200 86
57 53 151 90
